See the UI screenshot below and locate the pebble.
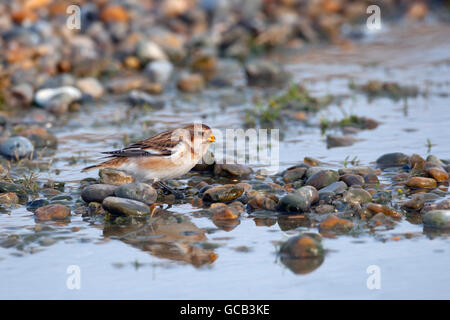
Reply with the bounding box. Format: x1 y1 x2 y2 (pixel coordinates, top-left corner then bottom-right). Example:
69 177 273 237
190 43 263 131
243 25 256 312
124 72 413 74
318 181 347 195
343 188 372 204
247 195 278 211
213 164 253 177
102 196 150 217
177 72 204 92
401 194 425 210
245 59 289 87
319 214 354 232
136 40 168 62
128 90 165 109
0 193 19 206
26 199 50 211
340 174 364 187
278 186 318 213
282 167 306 183
279 234 324 258
376 152 409 168
369 212 396 228
99 168 134 186
406 177 437 189
76 77 104 98
366 203 402 219
0 136 34 160
326 135 357 148
423 210 450 229
114 183 157 205
35 204 71 221
305 169 339 190
145 60 174 86
422 199 450 213
315 204 336 214
202 184 244 202
338 166 375 176
11 83 34 106
211 204 241 220
0 182 26 194
364 173 379 184
81 184 117 203
20 128 58 149
34 86 82 109
427 167 449 182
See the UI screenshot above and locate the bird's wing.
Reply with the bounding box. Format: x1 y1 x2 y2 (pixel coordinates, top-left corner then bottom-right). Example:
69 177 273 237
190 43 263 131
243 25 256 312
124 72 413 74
101 129 183 158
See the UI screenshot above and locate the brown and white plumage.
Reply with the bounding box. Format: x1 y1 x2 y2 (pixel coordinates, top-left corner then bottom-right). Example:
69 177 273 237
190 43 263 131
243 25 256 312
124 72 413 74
82 123 215 182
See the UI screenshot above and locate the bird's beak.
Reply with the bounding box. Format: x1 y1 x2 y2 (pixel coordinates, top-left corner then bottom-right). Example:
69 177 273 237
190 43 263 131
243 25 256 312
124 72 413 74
208 134 215 143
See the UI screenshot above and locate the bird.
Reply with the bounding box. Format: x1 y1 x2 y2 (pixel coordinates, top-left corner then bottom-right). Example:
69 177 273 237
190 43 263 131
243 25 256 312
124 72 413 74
82 123 215 197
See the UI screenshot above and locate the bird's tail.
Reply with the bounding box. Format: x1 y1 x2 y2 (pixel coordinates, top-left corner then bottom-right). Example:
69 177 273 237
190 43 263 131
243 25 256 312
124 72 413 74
81 164 102 172
81 157 125 172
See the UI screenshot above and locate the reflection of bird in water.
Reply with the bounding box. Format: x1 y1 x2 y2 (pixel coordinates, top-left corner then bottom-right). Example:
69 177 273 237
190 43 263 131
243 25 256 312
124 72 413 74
103 210 217 267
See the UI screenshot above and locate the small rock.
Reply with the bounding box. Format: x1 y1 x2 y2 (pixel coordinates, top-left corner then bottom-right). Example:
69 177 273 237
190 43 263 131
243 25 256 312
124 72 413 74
278 186 318 213
427 167 449 182
136 40 168 62
364 173 379 184
0 193 19 206
315 204 336 214
211 204 241 220
319 214 353 232
326 135 357 148
366 203 402 219
279 234 324 258
282 167 306 183
202 184 244 202
128 90 165 109
177 72 204 92
0 182 26 194
0 136 34 160
343 188 372 204
99 168 134 186
35 204 70 221
401 194 425 210
423 210 450 229
406 177 437 189
213 164 252 177
102 196 150 217
34 86 82 114
341 174 364 187
318 181 347 195
26 199 49 211
114 183 157 205
247 195 278 211
245 59 289 87
376 152 409 168
11 83 34 106
369 212 395 228
76 77 104 98
422 199 450 213
145 60 173 86
81 184 117 203
338 166 375 176
20 128 58 149
305 170 339 190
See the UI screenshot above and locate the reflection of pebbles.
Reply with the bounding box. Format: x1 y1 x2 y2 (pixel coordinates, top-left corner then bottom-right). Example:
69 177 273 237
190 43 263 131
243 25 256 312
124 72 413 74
423 227 450 239
280 256 324 275
103 211 217 267
212 219 240 231
277 215 311 231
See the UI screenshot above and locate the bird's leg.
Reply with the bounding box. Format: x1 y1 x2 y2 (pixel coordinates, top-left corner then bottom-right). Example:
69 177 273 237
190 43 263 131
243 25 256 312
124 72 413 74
155 181 184 199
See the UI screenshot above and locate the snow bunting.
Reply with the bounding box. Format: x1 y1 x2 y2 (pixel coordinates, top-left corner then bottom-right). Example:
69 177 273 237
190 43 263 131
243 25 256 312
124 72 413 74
82 123 215 191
